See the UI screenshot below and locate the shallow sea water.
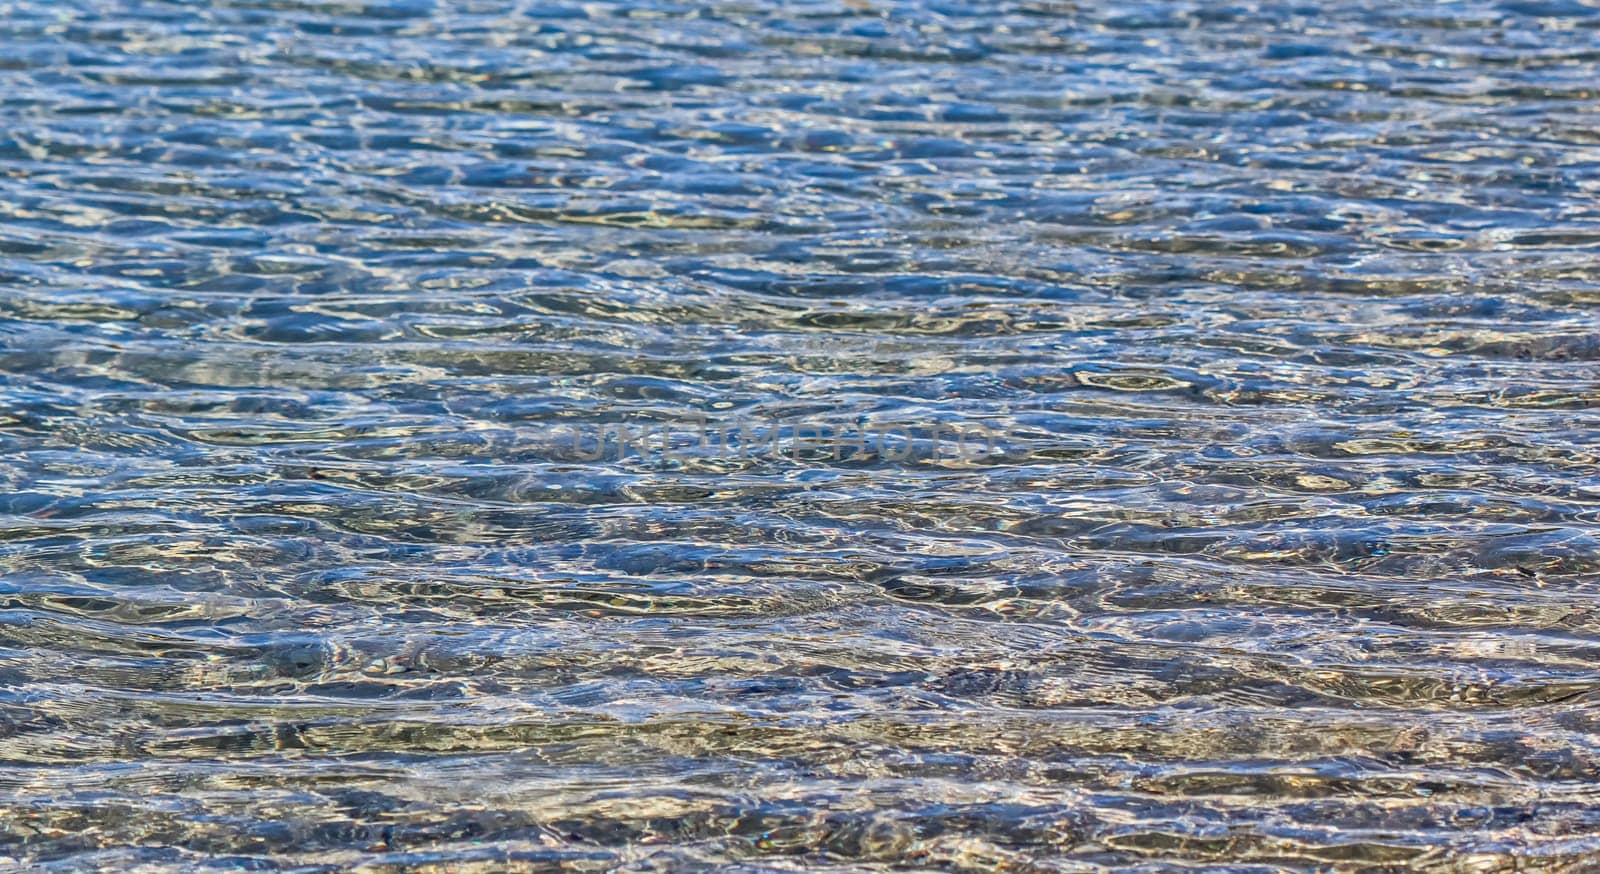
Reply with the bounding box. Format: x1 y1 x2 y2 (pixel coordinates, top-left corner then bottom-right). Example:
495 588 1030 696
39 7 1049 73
2 0 1600 870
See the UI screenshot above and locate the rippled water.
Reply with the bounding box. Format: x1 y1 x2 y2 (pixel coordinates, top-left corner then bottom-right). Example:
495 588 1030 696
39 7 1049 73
3 0 1600 870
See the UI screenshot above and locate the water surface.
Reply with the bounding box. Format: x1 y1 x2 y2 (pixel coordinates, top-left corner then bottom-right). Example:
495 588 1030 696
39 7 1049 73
2 0 1600 869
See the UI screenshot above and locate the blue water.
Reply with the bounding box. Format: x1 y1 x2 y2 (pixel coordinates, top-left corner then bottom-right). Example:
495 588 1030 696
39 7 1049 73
2 0 1600 869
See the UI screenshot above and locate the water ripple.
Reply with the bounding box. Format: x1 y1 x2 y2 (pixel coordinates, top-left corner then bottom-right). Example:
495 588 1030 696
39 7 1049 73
2 0 1599 869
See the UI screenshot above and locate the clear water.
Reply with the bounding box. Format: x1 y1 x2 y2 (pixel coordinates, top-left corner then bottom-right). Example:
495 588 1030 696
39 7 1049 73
2 0 1600 869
